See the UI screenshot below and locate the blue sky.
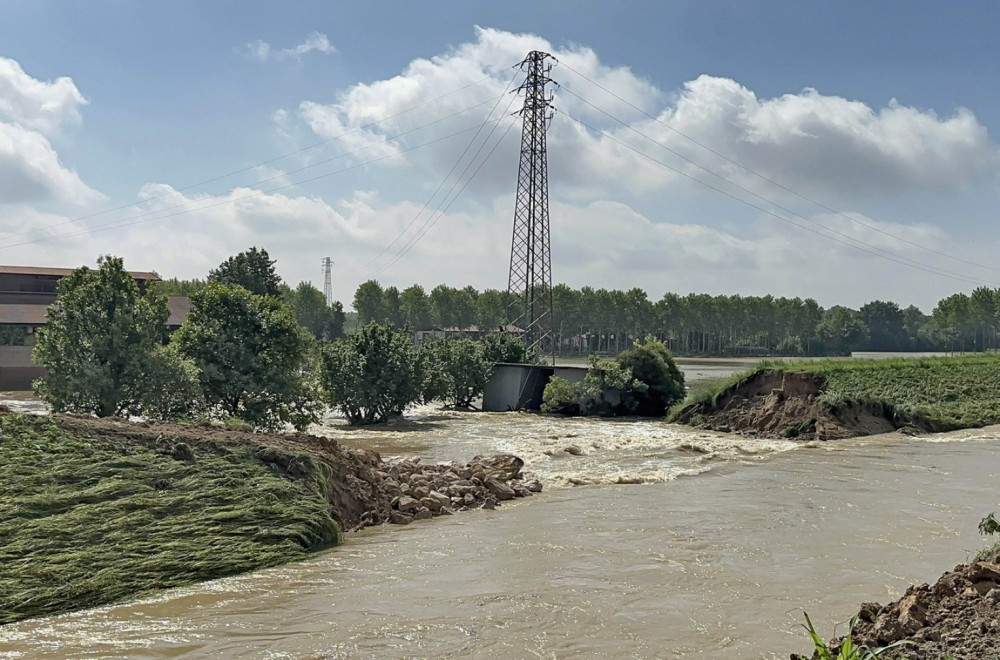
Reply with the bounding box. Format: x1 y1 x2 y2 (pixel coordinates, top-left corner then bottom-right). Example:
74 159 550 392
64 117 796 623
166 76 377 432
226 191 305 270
1 1 999 311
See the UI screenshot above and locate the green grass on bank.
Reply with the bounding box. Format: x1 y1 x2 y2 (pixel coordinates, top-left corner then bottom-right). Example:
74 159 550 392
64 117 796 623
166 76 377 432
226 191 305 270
0 414 341 625
671 354 1000 431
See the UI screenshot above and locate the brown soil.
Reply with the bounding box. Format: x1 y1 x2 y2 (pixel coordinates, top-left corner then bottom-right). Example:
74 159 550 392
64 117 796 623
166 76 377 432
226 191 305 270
49 415 538 533
791 547 1000 660
674 369 911 441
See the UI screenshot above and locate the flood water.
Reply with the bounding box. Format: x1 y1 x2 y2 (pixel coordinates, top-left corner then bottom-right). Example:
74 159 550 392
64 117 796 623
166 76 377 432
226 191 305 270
2 362 999 659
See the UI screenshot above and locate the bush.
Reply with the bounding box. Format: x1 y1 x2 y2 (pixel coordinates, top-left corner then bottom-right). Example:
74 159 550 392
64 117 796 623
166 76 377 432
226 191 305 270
32 256 170 417
482 332 534 365
320 323 420 424
615 336 685 416
173 283 320 431
139 345 203 421
418 338 492 408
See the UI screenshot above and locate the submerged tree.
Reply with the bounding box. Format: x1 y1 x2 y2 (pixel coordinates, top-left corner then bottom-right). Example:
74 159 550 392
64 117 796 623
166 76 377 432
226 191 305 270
32 256 196 418
320 323 420 424
174 283 319 430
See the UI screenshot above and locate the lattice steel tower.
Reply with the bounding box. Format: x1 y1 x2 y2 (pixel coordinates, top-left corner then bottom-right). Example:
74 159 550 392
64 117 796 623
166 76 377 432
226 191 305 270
322 257 333 306
507 50 556 363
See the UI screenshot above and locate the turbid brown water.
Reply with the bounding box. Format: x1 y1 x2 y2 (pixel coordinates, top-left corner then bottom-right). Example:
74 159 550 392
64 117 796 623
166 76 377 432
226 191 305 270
1 415 997 659
1 359 998 659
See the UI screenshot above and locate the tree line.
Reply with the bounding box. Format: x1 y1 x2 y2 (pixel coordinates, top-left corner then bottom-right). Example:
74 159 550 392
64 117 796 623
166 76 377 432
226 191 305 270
349 279 1000 356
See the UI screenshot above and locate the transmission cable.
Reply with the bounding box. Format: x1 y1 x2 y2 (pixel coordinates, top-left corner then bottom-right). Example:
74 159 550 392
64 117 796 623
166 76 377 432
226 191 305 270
3 75 496 246
561 110 997 287
355 71 521 274
556 58 1000 275
0 116 510 250
0 92 508 251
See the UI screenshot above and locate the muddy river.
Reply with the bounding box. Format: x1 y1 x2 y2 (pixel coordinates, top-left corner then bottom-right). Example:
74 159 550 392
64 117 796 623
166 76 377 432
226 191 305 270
1 362 998 659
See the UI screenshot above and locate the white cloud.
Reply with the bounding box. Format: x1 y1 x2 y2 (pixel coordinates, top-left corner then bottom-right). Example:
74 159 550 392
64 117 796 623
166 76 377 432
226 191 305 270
287 27 997 204
0 120 102 205
244 32 336 62
245 40 270 62
0 57 87 135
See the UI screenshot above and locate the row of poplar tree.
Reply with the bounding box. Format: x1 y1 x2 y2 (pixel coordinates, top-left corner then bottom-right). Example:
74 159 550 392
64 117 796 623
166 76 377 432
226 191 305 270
351 280 1000 356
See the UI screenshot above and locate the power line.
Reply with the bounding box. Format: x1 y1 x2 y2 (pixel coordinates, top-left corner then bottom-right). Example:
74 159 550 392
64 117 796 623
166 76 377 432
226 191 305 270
561 110 998 287
0 116 511 250
355 71 522 274
370 111 520 277
3 75 497 247
0 93 509 251
558 85 995 284
556 58 1000 276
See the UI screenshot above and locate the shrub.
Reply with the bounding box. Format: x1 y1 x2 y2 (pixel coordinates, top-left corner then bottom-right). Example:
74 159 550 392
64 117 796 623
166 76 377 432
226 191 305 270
615 336 685 416
418 338 491 408
173 283 320 431
32 256 170 417
320 323 420 424
482 332 534 365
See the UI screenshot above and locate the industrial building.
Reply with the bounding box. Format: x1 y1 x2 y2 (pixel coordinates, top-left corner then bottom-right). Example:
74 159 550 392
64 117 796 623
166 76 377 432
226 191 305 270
0 265 189 390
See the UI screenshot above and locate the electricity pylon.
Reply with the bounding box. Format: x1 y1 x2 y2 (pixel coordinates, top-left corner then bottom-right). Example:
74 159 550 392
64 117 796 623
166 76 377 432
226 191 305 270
506 50 556 364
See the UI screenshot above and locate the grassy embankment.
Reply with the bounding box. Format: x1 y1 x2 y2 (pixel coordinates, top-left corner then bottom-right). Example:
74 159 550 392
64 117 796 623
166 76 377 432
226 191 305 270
0 414 341 625
670 354 1000 431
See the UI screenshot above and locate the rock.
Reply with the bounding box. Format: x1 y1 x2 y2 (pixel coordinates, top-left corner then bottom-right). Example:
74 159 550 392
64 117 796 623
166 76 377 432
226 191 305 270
563 445 583 456
988 589 1000 604
439 506 454 515
428 490 451 508
969 562 1000 583
897 592 929 635
397 495 420 513
412 485 430 499
463 492 476 506
973 580 998 596
390 511 413 525
472 454 524 480
414 507 433 520
420 496 442 511
858 602 882 623
524 479 543 492
513 486 532 498
485 477 516 501
482 499 496 510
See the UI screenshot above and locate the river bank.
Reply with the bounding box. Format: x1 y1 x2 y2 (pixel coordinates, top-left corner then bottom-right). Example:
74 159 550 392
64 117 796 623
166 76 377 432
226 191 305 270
673 355 1000 441
0 412 535 624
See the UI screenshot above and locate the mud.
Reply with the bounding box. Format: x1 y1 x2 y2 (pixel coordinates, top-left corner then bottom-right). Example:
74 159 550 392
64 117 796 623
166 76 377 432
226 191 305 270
675 369 912 441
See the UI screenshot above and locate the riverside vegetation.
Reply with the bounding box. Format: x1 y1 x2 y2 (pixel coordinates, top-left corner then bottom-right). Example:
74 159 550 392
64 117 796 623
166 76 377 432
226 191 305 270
2 251 540 623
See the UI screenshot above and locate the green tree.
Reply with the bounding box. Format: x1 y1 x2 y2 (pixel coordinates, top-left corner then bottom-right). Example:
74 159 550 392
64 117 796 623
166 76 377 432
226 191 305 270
174 283 319 430
290 281 344 341
858 300 907 351
400 284 432 330
33 256 177 418
615 336 685 416
320 323 420 424
818 306 868 355
207 247 282 297
353 280 386 326
418 338 491 408
481 332 533 364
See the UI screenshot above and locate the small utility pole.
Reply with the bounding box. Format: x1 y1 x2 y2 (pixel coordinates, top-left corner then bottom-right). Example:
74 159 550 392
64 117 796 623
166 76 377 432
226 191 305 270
506 50 556 364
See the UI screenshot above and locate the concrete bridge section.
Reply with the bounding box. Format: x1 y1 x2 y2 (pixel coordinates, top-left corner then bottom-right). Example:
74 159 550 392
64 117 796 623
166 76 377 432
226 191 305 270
482 363 588 412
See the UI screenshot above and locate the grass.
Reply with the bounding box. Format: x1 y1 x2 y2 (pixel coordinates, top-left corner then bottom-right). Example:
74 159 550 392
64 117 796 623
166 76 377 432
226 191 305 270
670 355 1000 431
0 414 341 625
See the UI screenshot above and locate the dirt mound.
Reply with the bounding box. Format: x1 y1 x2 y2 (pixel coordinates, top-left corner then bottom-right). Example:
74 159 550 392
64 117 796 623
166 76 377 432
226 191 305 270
52 415 539 532
675 369 905 441
791 548 1000 659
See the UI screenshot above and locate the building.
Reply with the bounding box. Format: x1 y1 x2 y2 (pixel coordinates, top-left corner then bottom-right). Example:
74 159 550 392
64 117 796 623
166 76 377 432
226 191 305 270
0 265 190 391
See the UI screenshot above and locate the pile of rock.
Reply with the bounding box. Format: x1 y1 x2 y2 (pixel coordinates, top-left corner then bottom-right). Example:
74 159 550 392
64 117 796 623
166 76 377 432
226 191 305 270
791 554 1000 660
376 454 542 525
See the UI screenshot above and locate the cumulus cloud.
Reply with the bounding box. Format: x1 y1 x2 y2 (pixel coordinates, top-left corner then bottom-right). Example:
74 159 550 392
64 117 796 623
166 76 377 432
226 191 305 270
0 57 87 135
244 32 336 62
0 58 101 206
287 27 997 204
